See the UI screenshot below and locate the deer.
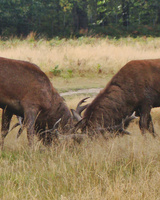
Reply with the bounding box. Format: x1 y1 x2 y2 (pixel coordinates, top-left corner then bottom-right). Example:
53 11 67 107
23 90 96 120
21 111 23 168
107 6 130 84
72 59 160 137
9 98 135 142
0 57 73 148
0 57 135 149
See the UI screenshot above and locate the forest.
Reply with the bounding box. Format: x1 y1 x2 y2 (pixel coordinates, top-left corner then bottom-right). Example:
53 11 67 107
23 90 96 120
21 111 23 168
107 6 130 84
0 0 160 38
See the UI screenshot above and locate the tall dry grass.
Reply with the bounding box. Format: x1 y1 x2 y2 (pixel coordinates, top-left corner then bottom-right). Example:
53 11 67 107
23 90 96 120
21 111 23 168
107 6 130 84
0 37 160 199
0 37 160 76
1 36 160 91
1 124 160 200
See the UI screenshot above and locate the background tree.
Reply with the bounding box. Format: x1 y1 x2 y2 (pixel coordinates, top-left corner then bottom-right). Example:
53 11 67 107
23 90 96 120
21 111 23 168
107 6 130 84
0 0 160 38
121 0 129 27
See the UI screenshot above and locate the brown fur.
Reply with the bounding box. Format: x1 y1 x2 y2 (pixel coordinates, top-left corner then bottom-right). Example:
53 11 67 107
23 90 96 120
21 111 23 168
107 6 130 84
82 59 160 136
0 57 72 147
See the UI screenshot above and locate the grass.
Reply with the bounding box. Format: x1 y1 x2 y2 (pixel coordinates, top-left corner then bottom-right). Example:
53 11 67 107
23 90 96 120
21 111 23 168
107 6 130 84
1 125 160 200
1 36 160 90
1 36 160 199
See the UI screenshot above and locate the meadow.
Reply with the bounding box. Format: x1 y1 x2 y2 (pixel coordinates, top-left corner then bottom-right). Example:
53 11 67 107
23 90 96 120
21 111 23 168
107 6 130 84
1 36 160 199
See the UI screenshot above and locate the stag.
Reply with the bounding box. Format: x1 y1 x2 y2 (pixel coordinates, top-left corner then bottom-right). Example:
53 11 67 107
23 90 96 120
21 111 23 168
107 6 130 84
9 98 135 141
0 57 135 148
0 57 75 148
72 59 160 137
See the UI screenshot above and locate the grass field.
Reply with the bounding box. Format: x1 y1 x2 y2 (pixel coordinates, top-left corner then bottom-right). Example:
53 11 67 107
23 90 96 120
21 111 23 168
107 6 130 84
1 36 160 199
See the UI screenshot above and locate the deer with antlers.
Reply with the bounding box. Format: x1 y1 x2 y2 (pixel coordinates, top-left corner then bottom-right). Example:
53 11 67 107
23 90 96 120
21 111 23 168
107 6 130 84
0 57 137 148
72 59 160 137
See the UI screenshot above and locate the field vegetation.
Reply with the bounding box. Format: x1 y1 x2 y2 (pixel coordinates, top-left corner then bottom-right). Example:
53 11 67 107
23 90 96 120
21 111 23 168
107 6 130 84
1 36 160 199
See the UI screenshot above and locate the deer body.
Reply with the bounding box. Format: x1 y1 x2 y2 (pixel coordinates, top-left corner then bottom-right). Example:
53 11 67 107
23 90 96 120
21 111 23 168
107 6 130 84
79 59 160 136
0 57 72 147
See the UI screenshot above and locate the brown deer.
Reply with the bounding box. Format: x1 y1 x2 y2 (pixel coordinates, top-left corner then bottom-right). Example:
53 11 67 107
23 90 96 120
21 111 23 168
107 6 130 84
0 57 74 148
72 59 160 137
0 57 135 148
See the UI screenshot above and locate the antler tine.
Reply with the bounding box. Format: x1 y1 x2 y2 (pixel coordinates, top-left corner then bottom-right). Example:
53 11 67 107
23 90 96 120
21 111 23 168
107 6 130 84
40 118 62 135
76 97 90 116
53 118 62 129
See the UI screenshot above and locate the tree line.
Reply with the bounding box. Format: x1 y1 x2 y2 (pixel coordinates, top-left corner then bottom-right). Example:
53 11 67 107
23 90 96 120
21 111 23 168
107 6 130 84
0 0 160 38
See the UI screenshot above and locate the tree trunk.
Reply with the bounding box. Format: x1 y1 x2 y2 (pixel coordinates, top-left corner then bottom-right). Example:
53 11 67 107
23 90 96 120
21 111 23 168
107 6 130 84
122 0 129 27
72 1 88 32
157 5 160 24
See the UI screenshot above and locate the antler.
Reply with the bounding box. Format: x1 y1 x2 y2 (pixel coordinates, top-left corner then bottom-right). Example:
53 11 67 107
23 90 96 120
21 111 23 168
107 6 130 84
75 97 90 116
71 97 90 122
97 112 137 136
39 118 88 144
40 118 62 135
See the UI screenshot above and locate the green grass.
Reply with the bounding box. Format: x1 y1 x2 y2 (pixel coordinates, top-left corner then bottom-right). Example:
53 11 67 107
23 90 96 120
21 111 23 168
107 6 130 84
50 76 109 93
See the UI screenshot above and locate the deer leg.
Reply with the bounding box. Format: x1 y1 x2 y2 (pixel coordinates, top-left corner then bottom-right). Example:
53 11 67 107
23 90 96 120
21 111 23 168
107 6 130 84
0 108 13 150
147 114 156 137
139 106 155 137
24 109 39 146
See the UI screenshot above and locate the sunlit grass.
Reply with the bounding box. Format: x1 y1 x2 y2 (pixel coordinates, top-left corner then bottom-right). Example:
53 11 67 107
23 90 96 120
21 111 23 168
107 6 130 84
0 36 160 199
1 36 160 91
0 36 160 80
1 122 160 199
1 99 160 199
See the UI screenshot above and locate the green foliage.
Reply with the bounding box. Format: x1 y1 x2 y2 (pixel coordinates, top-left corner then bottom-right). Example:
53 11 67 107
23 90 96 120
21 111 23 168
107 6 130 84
50 65 62 76
97 64 102 74
67 69 73 78
0 0 160 38
50 65 73 78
